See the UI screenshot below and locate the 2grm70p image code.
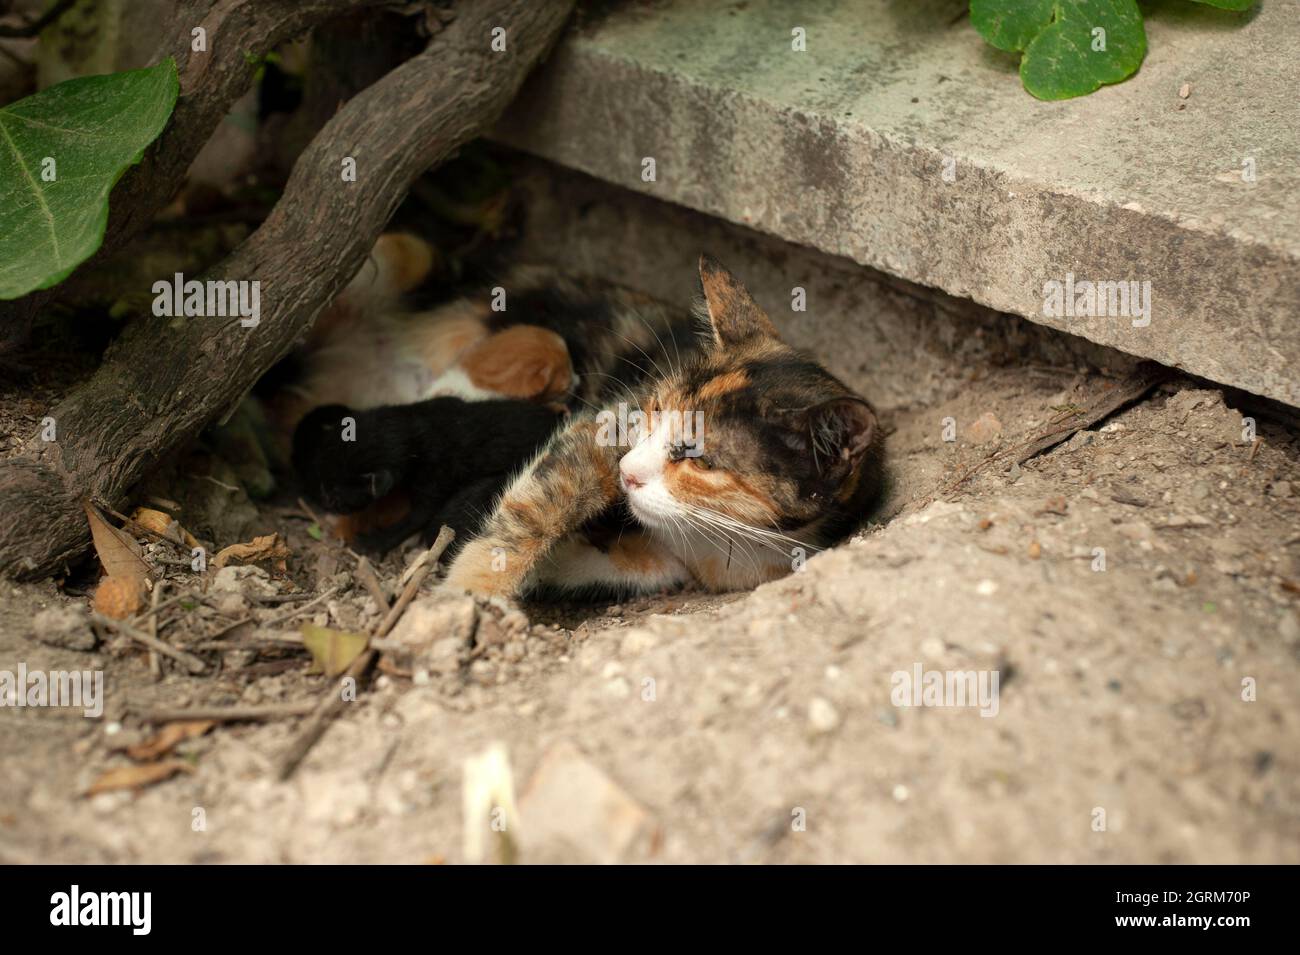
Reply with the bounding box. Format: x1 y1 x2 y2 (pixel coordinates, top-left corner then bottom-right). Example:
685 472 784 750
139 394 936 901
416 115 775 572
1113 890 1255 929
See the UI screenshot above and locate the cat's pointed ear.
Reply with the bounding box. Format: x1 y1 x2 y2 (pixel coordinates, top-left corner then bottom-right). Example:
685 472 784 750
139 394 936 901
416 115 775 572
776 398 878 476
699 254 781 349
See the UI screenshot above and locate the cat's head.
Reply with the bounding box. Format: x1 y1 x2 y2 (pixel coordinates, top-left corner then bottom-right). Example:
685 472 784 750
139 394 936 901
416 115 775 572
618 255 880 539
292 404 398 514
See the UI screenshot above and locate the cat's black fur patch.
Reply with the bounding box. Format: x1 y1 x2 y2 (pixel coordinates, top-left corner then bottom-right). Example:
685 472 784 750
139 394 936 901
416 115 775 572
292 397 562 554
485 285 699 395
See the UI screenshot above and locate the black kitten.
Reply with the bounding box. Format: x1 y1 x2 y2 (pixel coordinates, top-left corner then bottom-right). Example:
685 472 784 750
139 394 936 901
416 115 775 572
292 397 563 554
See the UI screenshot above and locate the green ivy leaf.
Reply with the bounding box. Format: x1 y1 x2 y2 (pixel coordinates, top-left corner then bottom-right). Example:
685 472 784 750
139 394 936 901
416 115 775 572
971 1 1147 100
970 0 1056 51
0 59 179 301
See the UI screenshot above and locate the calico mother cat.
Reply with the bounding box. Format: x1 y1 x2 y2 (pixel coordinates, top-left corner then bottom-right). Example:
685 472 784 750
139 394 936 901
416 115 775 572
441 255 883 599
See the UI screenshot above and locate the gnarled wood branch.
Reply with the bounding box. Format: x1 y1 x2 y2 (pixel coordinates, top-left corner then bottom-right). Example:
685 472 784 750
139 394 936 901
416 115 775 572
0 0 576 578
0 0 395 353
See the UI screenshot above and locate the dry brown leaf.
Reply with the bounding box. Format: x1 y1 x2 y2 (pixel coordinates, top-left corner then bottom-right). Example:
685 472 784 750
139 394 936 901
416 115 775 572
125 720 214 761
213 532 291 570
92 575 145 619
84 502 149 582
131 506 178 540
84 759 194 796
301 623 369 677
131 506 200 549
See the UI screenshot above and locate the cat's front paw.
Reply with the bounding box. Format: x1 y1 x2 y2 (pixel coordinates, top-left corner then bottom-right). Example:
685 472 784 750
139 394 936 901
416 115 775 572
440 540 519 599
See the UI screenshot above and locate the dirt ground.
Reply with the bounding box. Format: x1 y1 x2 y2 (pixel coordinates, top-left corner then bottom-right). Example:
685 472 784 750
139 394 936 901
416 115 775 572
3 302 1298 861
3 151 1298 863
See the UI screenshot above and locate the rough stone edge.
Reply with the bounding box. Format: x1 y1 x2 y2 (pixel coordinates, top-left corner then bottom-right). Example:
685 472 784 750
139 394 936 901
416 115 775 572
493 45 1300 408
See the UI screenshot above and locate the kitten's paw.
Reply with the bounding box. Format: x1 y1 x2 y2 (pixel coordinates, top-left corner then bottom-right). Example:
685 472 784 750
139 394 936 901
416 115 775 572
356 526 413 557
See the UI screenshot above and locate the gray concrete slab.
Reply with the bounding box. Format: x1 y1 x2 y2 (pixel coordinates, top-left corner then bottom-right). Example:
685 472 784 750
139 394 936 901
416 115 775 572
508 155 1139 417
493 0 1300 406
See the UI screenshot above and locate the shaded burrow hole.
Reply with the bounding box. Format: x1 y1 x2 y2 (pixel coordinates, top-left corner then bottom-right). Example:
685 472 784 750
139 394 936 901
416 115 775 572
438 154 1300 629
9 146 1296 642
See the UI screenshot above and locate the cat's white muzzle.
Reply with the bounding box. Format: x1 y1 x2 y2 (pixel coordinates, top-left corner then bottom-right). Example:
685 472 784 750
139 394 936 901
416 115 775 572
619 437 677 529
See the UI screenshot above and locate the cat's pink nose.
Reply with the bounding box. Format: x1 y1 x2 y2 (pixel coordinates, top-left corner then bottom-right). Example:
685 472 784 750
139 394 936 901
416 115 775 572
620 466 644 490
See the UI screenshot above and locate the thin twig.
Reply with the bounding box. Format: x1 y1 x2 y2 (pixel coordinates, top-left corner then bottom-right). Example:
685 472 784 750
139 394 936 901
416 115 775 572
147 580 163 681
942 363 1169 496
0 0 77 38
130 588 202 626
297 497 329 532
275 526 454 780
251 592 319 604
132 702 318 723
92 612 207 674
275 648 379 782
375 526 455 639
0 42 31 68
192 630 304 651
354 555 390 609
262 586 338 627
235 658 309 678
205 614 256 641
198 474 242 493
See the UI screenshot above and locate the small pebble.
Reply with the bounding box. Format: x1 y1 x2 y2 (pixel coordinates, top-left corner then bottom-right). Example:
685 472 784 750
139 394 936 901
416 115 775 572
808 697 841 733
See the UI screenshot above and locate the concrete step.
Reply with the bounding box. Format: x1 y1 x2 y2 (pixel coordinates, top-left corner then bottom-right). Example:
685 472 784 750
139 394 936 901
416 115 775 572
494 0 1300 407
507 154 1139 425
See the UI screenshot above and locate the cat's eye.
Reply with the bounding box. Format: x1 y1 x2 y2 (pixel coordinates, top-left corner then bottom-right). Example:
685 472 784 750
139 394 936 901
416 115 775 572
689 456 713 471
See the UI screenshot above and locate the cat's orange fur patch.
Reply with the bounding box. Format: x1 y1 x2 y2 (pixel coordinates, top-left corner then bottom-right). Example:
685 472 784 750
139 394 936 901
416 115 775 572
459 325 573 402
505 486 577 540
689 550 784 591
288 297 490 436
607 533 668 575
580 435 622 498
695 370 749 402
441 540 512 597
409 301 491 375
690 555 728 591
668 462 780 524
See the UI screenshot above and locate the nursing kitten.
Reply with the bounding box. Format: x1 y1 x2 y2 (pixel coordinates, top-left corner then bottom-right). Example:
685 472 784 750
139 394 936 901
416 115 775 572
290 235 697 408
441 255 882 599
293 396 563 554
268 234 578 450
